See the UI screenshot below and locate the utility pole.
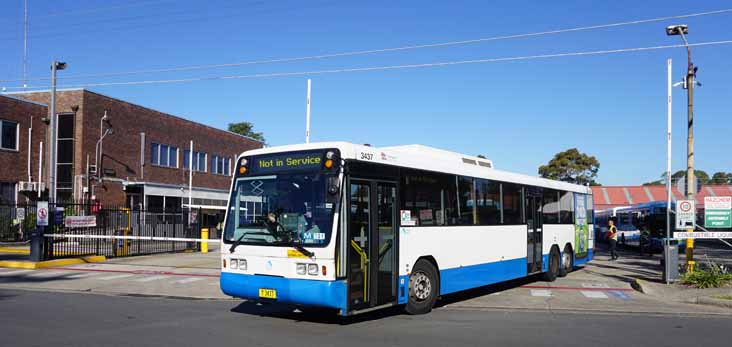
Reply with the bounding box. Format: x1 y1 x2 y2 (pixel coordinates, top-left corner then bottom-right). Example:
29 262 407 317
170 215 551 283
23 0 29 89
665 58 673 284
666 24 696 272
305 79 311 144
48 60 67 203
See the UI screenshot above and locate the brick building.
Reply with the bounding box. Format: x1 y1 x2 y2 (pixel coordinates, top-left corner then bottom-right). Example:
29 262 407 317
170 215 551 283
1 89 262 222
0 95 47 204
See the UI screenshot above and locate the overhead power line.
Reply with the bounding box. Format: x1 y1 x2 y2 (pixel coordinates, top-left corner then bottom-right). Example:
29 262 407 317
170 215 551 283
4 40 731 91
1 8 731 84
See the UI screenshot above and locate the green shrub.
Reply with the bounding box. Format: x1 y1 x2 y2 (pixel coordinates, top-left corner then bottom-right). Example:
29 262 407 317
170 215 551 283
681 261 732 289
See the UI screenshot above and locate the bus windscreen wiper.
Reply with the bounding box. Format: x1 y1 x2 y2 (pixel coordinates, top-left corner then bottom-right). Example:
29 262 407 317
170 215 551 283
289 242 314 258
229 233 247 253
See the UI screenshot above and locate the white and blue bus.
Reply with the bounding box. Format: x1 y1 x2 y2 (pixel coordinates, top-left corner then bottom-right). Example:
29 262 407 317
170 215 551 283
221 142 594 315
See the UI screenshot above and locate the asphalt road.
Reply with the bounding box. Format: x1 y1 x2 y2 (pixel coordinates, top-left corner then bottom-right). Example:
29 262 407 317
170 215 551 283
1 289 729 347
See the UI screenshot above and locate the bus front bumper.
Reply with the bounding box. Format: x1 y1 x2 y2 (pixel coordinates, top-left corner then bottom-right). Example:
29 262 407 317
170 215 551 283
220 272 348 312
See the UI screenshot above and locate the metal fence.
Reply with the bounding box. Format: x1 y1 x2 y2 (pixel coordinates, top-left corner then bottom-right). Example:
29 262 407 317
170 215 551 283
0 203 36 242
0 202 203 260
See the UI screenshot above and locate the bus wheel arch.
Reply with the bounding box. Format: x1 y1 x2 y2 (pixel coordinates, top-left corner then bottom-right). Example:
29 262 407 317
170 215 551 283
405 257 440 315
558 244 573 277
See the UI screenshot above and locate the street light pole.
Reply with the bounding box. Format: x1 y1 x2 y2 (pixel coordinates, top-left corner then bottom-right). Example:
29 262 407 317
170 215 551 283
48 61 67 203
666 24 696 272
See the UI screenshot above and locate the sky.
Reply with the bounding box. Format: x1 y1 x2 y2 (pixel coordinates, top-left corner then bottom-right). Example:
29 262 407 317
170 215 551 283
0 0 730 186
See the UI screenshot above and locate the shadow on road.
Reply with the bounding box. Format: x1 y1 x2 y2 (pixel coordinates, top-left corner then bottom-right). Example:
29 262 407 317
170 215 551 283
230 301 405 325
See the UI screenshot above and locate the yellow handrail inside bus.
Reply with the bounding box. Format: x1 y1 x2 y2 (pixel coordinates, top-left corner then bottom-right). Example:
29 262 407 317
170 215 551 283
350 240 368 301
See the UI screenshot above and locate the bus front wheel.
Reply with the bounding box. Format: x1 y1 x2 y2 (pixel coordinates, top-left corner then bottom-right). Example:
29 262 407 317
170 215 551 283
405 260 439 315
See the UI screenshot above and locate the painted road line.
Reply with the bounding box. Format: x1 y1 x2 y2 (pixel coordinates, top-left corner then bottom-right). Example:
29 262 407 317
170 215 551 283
581 283 610 288
521 285 633 292
0 270 33 276
173 277 205 284
27 271 65 278
66 272 98 279
609 290 632 300
580 290 609 299
98 274 136 281
135 275 170 282
530 289 552 297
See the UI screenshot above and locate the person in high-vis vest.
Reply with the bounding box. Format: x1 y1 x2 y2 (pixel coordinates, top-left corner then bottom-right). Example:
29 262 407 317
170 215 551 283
607 220 619 260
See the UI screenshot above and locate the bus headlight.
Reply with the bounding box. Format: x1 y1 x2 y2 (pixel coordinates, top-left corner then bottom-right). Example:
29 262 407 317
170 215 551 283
230 259 238 270
238 259 247 271
307 264 318 275
296 263 307 275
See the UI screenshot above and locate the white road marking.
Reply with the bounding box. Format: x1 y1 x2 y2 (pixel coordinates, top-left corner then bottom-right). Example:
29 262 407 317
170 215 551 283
27 271 64 278
209 281 220 286
66 272 97 279
581 290 609 299
530 289 552 297
135 275 170 282
172 277 205 284
98 274 135 281
581 283 610 288
0 270 33 276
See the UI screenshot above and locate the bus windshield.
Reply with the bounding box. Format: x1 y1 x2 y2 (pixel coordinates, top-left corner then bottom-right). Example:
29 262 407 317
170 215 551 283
223 172 337 247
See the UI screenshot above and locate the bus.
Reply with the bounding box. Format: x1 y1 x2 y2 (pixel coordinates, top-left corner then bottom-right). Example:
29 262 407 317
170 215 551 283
595 202 684 253
220 142 594 315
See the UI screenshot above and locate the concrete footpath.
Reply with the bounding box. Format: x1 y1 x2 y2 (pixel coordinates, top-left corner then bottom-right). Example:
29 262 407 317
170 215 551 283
1 244 731 316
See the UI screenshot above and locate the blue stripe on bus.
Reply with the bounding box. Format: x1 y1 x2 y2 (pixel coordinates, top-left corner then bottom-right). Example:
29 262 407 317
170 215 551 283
220 272 348 312
438 257 528 295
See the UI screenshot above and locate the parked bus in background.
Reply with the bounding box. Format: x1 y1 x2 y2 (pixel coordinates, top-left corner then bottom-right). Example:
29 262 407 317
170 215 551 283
595 202 684 254
220 142 594 316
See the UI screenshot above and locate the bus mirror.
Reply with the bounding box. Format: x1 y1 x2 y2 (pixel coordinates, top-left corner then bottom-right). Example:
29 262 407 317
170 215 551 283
327 176 340 195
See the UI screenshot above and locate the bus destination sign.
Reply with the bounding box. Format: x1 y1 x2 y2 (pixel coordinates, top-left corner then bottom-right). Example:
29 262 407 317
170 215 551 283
251 151 323 174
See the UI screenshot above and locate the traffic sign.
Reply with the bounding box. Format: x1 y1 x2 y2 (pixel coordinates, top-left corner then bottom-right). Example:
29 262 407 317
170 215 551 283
704 196 732 228
37 201 49 226
675 199 695 230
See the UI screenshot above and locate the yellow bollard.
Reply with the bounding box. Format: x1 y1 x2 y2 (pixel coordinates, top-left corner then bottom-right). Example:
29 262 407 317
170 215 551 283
201 228 209 253
686 237 695 272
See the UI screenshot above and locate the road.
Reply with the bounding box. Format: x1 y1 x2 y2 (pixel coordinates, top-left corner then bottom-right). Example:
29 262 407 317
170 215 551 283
1 288 730 347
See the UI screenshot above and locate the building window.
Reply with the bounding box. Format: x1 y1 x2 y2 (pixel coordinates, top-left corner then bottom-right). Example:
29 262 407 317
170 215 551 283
1 120 19 151
211 155 232 175
0 182 15 204
184 150 207 172
151 142 178 168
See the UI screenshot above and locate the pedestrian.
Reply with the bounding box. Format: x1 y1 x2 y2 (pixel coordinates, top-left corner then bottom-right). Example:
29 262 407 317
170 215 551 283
607 220 619 260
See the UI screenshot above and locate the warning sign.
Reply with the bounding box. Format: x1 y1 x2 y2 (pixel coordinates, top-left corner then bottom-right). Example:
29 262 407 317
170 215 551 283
704 196 731 228
675 200 695 230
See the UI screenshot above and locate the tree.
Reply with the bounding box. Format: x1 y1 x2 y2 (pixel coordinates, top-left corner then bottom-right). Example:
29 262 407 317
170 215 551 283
711 172 732 184
538 148 600 185
646 169 712 185
228 122 265 143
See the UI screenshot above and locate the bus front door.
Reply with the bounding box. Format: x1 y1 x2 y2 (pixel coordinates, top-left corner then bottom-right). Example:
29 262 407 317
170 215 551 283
348 180 398 311
526 195 543 274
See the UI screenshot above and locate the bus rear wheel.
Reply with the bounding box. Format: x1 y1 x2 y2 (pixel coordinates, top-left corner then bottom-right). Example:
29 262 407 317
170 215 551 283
405 260 439 315
543 248 560 282
558 245 573 277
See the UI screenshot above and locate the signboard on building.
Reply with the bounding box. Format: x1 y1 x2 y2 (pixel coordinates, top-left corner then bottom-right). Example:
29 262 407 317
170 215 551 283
64 216 97 228
675 200 695 230
704 196 732 228
16 208 25 221
37 202 49 226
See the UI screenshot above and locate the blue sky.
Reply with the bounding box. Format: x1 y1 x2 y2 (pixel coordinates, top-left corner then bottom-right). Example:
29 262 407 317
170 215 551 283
1 0 730 185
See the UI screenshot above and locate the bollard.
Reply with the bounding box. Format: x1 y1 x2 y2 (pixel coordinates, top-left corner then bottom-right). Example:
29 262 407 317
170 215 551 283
201 228 209 253
30 227 44 262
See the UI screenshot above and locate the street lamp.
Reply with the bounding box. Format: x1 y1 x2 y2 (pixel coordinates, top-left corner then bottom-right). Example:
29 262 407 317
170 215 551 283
666 24 698 272
48 60 66 203
93 110 113 198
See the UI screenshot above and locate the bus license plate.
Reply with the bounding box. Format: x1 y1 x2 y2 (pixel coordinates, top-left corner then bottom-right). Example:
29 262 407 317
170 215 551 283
258 288 277 299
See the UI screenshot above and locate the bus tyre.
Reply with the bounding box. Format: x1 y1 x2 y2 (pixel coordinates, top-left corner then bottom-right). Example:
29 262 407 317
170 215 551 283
558 246 573 277
406 260 439 315
543 249 560 282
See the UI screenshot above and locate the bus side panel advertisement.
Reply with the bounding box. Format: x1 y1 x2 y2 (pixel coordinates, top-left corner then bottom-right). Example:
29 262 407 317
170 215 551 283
574 194 589 258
